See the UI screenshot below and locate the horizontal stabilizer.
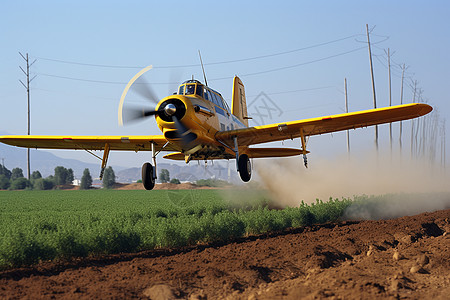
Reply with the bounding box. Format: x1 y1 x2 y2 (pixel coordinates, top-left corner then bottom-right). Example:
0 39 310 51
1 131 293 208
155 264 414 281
163 152 185 160
163 147 306 161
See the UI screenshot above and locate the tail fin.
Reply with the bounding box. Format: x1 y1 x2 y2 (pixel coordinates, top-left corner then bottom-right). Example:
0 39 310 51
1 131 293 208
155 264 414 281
231 76 249 127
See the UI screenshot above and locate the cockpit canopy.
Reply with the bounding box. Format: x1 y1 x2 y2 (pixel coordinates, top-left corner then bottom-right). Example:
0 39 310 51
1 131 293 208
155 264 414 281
178 80 230 112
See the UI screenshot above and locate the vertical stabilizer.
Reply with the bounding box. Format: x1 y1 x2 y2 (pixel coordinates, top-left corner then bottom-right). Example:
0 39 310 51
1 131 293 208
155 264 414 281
231 76 249 127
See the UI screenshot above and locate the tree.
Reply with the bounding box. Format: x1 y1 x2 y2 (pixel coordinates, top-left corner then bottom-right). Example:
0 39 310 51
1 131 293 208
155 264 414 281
30 170 43 190
102 166 116 189
67 168 74 183
54 166 66 185
0 175 10 190
159 169 170 183
31 170 42 180
54 166 74 185
80 168 93 190
11 168 24 180
170 178 181 184
0 165 12 179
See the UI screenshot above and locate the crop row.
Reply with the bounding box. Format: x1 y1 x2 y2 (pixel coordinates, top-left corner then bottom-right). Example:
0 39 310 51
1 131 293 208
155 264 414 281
0 190 352 269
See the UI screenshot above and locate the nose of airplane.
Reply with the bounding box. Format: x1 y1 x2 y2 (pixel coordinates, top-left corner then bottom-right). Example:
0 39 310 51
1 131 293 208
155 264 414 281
164 103 177 116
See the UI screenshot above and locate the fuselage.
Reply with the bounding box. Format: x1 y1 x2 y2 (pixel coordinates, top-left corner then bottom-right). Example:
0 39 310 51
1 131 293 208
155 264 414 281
155 80 246 160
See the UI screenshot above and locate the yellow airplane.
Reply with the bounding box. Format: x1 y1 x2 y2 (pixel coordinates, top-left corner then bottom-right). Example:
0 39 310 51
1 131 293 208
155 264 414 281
0 65 432 190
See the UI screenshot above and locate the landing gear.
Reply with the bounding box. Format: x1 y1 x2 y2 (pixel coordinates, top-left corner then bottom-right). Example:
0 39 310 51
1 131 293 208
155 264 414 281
142 162 155 190
300 128 308 168
232 136 252 182
142 142 159 190
238 154 251 182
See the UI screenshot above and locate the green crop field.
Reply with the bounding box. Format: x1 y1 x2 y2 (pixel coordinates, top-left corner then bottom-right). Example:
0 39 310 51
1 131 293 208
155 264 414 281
0 189 353 269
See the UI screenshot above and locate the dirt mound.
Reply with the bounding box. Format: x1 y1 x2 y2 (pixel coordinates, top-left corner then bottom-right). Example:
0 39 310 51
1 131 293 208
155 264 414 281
1 209 449 299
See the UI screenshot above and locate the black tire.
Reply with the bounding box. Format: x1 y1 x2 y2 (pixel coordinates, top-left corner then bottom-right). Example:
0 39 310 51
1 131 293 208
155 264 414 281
142 162 155 190
238 154 251 182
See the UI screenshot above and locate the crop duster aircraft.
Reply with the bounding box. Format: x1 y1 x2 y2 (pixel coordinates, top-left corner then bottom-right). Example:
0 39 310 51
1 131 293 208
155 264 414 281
0 65 432 190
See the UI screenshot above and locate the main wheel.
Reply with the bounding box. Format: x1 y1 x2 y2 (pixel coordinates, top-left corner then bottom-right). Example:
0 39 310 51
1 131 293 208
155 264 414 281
142 162 155 190
238 154 252 182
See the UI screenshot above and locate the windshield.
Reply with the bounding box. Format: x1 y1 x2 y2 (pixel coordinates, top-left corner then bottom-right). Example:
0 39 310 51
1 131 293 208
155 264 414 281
185 84 195 95
178 85 185 95
196 84 203 97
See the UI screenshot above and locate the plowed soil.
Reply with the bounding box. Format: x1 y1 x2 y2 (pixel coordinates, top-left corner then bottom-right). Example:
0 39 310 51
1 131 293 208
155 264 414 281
1 209 449 299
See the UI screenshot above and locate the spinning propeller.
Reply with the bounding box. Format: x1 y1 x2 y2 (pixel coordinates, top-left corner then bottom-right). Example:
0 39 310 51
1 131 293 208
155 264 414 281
118 65 196 146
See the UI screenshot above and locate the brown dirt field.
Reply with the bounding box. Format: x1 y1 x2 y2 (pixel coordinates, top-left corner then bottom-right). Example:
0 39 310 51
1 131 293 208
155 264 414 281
1 209 449 299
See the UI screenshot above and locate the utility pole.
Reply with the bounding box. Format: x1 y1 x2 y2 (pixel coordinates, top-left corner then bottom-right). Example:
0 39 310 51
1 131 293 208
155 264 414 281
386 48 393 155
443 120 446 171
366 24 378 151
410 80 418 159
399 64 407 153
19 52 36 180
345 78 350 155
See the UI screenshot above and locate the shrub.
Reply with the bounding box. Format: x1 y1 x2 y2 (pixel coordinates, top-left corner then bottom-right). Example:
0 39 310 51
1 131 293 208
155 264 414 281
0 231 54 267
10 178 30 190
195 178 229 187
33 178 55 190
170 178 181 184
54 231 87 259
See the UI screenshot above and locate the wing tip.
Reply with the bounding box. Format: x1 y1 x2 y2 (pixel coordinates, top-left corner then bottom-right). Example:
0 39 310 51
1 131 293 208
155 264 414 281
415 103 433 116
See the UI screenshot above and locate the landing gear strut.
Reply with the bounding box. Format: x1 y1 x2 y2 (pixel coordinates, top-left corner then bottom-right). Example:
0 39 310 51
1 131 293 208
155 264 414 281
300 128 308 168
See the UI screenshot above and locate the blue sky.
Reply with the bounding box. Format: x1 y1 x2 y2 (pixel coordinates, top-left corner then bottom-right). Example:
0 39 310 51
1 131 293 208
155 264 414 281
1 1 449 169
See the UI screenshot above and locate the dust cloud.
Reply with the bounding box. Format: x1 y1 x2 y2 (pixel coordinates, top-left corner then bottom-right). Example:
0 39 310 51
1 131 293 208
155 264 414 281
254 151 450 219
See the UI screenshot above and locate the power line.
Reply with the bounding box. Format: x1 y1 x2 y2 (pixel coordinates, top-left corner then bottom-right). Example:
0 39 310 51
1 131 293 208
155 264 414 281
35 85 335 103
33 34 363 69
373 55 404 79
37 73 131 85
237 47 366 78
247 86 334 98
36 46 367 85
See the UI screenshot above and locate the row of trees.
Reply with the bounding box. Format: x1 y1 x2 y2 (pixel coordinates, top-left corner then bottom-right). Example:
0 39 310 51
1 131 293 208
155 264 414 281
0 165 116 190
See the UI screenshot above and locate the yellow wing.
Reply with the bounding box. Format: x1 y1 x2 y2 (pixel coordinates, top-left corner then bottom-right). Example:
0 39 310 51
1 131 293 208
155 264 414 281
0 135 177 152
215 103 432 147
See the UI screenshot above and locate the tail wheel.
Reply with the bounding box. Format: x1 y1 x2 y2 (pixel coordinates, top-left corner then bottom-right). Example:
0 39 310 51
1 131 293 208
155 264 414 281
238 154 252 182
142 162 155 190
